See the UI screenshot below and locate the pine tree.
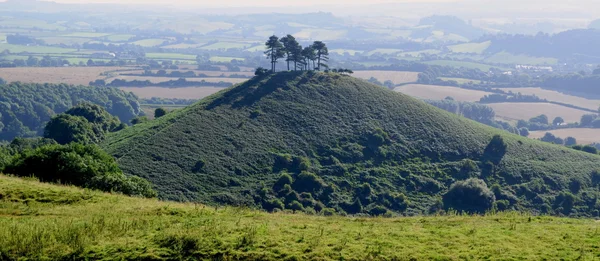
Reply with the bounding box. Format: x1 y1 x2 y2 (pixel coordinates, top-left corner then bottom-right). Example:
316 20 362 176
265 35 284 72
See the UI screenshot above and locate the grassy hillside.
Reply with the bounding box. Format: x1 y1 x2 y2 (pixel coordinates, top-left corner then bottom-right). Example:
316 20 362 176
103 72 600 216
1 175 599 260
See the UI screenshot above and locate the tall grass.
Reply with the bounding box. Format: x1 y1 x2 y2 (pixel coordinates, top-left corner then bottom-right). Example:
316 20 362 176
1 175 599 260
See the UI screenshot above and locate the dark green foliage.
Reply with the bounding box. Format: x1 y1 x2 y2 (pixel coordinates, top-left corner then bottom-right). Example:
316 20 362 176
103 72 600 216
443 178 495 213
292 172 325 193
519 127 529 137
273 173 293 192
130 116 149 125
565 137 577 146
529 115 549 125
554 192 577 215
154 108 167 118
483 135 507 165
3 143 156 198
44 114 97 145
0 82 140 141
44 103 122 145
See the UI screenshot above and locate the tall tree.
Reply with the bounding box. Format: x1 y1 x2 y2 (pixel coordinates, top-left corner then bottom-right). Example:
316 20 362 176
312 41 329 71
301 46 316 71
280 35 300 71
265 35 284 72
291 45 304 71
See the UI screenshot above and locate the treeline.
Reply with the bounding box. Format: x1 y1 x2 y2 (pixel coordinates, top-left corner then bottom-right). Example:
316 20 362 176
0 82 141 141
479 93 546 103
91 78 233 88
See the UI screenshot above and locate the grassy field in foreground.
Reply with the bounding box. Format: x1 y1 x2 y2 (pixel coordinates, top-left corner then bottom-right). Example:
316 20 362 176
1 174 599 260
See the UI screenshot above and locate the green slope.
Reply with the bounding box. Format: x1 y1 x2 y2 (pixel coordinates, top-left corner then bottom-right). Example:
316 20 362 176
103 71 600 216
2 175 599 260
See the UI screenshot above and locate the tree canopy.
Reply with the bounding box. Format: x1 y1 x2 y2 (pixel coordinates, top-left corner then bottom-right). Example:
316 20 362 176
264 35 329 72
44 103 124 145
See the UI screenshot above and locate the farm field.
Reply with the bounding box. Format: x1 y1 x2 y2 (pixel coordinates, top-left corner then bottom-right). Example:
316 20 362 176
0 67 136 85
423 60 505 71
529 128 600 145
145 53 197 60
119 87 225 99
500 87 600 111
439 77 484 84
209 56 245 62
200 42 253 50
114 76 247 84
1 175 600 260
488 102 588 123
447 41 491 54
132 38 167 47
352 70 419 84
484 52 558 65
394 84 493 102
0 43 77 54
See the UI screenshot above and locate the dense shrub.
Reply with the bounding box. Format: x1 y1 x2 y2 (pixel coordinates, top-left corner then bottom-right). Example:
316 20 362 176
3 143 156 198
44 114 98 145
273 173 293 192
154 108 167 118
292 172 325 192
44 103 123 145
443 178 495 213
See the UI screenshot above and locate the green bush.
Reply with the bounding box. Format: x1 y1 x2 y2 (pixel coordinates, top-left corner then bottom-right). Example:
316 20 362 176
273 173 293 192
154 108 167 118
292 172 325 193
4 143 156 198
443 178 495 213
44 114 97 145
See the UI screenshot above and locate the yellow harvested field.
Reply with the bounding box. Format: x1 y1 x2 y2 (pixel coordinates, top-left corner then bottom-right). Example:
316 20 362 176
353 70 419 85
114 76 247 84
117 70 253 77
501 87 600 111
0 67 134 85
488 103 588 123
529 128 600 145
119 87 224 99
394 84 493 102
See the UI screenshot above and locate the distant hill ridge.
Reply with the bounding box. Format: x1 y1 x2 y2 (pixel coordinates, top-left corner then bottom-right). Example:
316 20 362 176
103 71 600 216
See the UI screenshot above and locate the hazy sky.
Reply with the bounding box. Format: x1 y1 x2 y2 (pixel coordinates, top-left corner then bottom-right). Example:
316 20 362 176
37 0 455 7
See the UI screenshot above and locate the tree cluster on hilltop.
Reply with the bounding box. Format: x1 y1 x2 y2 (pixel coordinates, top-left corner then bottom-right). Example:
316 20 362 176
264 35 329 72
